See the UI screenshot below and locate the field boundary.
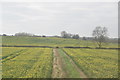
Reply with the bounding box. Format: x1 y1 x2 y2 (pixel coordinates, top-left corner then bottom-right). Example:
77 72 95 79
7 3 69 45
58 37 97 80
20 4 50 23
1 45 120 50
64 46 120 50
1 45 53 48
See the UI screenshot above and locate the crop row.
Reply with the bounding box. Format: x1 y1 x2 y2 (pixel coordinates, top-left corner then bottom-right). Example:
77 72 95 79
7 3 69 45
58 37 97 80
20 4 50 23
2 47 53 78
63 48 118 78
2 47 26 58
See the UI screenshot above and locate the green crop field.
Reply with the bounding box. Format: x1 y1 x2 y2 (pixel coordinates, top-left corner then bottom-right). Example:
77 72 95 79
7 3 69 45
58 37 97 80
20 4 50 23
2 47 53 78
1 36 119 78
1 36 118 48
63 48 118 78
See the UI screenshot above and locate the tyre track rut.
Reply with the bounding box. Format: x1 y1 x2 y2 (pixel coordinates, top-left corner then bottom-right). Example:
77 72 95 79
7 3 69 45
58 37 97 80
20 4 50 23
52 48 88 78
52 48 67 78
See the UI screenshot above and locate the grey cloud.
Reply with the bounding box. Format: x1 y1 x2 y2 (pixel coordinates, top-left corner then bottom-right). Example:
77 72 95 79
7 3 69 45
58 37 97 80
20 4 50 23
1 2 118 38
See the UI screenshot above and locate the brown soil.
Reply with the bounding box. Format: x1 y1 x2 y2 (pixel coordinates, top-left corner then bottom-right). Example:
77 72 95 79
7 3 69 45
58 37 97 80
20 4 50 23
52 48 67 78
52 48 88 79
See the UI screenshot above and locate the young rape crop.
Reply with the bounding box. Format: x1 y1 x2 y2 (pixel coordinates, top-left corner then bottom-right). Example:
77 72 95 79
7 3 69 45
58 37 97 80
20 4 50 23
63 48 118 78
2 47 53 78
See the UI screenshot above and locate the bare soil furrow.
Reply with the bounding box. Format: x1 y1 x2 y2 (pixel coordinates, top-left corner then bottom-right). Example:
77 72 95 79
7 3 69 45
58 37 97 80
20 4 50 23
52 48 67 78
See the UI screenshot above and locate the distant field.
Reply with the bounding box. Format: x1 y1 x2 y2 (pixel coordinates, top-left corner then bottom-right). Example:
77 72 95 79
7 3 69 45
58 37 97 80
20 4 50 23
1 36 118 48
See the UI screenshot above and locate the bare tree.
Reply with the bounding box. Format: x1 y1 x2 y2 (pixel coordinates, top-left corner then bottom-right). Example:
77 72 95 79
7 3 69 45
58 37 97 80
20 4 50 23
92 26 108 48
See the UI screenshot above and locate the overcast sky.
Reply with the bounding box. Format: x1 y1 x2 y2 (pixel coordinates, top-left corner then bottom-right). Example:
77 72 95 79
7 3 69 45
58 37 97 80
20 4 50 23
1 2 118 38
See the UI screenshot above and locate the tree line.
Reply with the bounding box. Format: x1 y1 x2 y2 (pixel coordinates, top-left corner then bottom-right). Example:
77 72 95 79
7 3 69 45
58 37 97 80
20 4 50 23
61 31 80 39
